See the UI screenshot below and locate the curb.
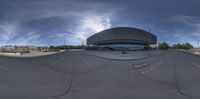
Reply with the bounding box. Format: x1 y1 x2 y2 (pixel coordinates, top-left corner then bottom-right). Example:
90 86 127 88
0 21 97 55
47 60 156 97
0 50 67 59
82 51 167 61
177 49 200 57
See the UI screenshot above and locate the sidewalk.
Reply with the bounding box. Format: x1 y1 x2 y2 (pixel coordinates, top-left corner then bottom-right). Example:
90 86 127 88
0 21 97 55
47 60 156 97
84 50 165 60
0 50 65 57
178 49 200 55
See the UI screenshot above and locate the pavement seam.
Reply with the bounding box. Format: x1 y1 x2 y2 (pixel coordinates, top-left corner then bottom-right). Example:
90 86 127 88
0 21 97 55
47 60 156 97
172 50 200 98
50 57 65 66
72 52 112 74
80 57 92 67
0 52 74 99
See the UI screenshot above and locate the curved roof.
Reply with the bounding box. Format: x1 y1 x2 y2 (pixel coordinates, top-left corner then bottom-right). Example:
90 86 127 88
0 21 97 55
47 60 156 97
87 27 157 45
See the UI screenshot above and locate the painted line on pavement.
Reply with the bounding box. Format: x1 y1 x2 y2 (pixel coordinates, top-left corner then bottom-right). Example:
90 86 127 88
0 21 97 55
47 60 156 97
0 65 8 71
81 57 92 67
189 61 200 68
141 61 162 74
51 57 65 66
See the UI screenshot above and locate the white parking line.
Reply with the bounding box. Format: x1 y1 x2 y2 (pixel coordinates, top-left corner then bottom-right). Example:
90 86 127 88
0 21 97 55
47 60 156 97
81 57 92 67
0 65 8 71
141 61 162 74
189 61 200 67
51 57 65 66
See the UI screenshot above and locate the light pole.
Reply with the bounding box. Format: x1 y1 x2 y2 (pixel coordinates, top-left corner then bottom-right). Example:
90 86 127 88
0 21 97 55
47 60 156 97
64 39 67 50
198 40 199 53
82 40 85 49
148 29 151 56
157 41 159 50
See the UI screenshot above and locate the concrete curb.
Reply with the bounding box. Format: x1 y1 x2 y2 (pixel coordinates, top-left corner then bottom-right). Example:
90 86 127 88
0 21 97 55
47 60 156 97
82 51 167 61
177 49 200 57
0 50 66 59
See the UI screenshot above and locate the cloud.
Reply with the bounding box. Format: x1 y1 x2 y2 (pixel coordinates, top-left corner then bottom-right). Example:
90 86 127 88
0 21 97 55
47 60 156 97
74 13 112 40
0 24 17 43
14 32 40 45
173 33 181 37
1 0 200 46
173 15 200 26
80 14 111 33
193 33 200 37
26 32 40 40
49 13 112 44
173 16 200 35
193 26 200 37
0 23 41 45
0 0 116 45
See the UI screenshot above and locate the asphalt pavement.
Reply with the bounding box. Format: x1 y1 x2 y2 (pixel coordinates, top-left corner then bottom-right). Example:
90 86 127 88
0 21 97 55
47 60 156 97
0 50 200 99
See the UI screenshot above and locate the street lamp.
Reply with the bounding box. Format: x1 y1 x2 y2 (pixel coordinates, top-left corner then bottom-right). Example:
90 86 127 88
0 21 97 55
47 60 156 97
148 29 151 56
198 40 199 53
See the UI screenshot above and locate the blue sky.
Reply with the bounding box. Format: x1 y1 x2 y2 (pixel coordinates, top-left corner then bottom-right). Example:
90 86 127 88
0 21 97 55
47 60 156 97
0 0 200 46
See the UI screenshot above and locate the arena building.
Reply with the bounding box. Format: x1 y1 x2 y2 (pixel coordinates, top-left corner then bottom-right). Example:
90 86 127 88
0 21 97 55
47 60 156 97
87 27 157 50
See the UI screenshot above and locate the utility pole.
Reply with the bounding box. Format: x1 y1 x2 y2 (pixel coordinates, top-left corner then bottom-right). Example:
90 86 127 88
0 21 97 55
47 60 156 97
157 41 159 50
82 40 85 49
64 40 67 46
64 39 67 50
198 40 199 53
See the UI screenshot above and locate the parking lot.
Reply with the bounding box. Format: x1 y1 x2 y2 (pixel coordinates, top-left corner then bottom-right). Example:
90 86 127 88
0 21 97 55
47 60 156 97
0 50 200 99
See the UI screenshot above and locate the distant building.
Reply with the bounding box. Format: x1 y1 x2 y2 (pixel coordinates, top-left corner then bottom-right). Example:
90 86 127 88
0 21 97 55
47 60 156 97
16 46 30 52
0 45 16 52
87 27 157 51
0 45 49 52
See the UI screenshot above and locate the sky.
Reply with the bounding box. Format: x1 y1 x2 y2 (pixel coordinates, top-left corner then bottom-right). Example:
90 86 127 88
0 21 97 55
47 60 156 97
0 0 200 46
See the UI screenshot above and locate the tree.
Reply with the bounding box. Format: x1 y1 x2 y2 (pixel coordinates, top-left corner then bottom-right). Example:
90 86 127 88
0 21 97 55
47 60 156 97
172 43 193 50
159 42 169 49
172 43 181 49
184 43 193 50
49 46 55 49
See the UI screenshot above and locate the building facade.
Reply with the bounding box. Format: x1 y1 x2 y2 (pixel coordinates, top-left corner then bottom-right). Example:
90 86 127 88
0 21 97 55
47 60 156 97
87 27 157 50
